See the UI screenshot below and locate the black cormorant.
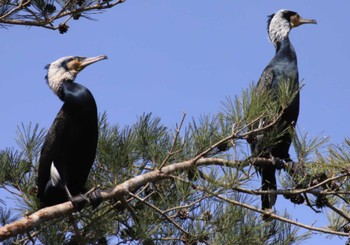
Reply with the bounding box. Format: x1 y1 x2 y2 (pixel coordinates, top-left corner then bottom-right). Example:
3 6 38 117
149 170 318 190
37 55 107 208
250 10 316 211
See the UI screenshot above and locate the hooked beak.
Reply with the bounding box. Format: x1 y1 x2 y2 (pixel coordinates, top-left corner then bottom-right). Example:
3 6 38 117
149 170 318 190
292 16 317 28
299 18 317 25
80 55 108 69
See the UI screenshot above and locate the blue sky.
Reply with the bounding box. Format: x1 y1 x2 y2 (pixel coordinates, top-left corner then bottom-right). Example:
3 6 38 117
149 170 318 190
1 1 349 244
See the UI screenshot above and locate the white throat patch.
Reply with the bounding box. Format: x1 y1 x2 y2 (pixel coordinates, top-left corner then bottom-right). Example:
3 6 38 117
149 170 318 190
268 10 291 46
46 56 76 95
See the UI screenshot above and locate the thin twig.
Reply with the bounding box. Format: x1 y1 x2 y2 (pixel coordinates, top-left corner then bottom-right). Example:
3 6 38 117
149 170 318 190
300 173 347 193
68 214 86 245
239 109 284 139
50 0 74 22
163 196 207 214
191 109 284 164
303 193 321 213
0 0 31 20
325 202 350 223
158 112 186 169
215 193 347 236
186 181 348 237
120 196 139 224
128 192 190 236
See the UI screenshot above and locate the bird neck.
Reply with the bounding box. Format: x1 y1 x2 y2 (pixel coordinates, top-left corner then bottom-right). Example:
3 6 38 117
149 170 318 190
46 68 76 96
275 37 291 52
60 81 96 108
274 37 296 60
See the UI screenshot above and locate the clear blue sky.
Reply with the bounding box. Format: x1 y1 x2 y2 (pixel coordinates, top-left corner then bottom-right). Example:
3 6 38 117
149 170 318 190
1 1 349 244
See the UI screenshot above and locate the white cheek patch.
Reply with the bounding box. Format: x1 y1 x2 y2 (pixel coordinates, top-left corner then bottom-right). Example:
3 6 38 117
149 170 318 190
268 11 291 46
47 69 65 94
50 162 61 187
46 56 76 95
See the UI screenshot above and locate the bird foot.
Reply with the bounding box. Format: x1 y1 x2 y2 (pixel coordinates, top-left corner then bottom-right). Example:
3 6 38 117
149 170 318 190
270 155 284 170
68 188 102 211
262 208 274 221
87 188 102 209
70 194 89 211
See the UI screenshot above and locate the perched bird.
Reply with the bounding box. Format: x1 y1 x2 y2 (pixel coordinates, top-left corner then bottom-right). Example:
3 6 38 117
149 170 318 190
250 10 316 211
37 55 107 209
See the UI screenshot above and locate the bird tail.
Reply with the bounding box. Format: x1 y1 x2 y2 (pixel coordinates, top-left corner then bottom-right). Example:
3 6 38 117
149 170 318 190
261 165 277 210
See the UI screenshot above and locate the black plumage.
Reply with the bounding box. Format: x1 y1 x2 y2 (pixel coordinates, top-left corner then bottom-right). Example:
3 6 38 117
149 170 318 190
37 55 107 208
250 10 316 211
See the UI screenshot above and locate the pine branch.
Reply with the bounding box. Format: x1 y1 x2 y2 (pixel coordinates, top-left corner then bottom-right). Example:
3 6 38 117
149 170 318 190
0 155 290 240
325 202 350 223
214 191 348 237
186 181 349 237
0 0 126 32
2 155 348 240
0 157 238 240
0 0 31 19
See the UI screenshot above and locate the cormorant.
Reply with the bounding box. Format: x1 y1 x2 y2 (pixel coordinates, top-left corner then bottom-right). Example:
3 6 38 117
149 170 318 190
37 55 107 209
250 10 316 211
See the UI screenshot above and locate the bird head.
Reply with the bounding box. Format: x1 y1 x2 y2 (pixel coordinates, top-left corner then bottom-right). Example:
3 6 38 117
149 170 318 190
267 10 317 46
45 55 108 96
